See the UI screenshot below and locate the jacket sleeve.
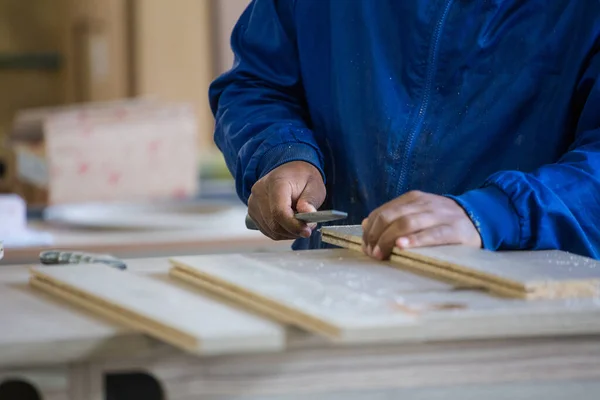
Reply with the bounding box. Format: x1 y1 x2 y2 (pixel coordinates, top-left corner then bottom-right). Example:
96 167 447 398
209 0 324 203
450 48 600 258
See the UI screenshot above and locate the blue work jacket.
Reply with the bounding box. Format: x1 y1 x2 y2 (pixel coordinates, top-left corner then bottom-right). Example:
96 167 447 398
209 0 600 258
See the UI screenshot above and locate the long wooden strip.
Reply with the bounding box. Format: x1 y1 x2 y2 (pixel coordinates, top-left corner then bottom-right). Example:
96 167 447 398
29 265 284 355
322 226 523 290
322 236 526 298
169 254 417 343
321 226 600 299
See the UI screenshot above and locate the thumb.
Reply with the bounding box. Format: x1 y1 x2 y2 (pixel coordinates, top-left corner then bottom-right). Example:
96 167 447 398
296 178 325 213
296 200 317 214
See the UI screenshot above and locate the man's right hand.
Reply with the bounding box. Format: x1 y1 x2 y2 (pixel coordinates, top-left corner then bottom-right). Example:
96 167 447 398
248 161 326 240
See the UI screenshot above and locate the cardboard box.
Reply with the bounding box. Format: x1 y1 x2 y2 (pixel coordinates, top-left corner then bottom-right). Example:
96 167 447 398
13 99 199 205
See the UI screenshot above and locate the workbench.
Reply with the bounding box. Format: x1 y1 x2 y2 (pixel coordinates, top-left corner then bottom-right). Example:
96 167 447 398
0 223 291 265
2 256 600 400
2 183 291 265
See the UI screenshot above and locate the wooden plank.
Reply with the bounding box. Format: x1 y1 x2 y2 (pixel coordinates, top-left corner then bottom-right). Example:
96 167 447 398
75 0 130 102
171 254 417 341
322 235 526 298
170 250 600 344
321 225 600 299
0 0 69 138
29 264 284 355
131 0 215 151
170 252 422 342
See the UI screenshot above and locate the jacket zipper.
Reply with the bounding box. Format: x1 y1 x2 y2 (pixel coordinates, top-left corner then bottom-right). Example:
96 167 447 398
396 0 454 195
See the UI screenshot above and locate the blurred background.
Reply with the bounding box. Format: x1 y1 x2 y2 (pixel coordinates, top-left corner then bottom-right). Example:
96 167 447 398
0 0 292 264
0 0 249 196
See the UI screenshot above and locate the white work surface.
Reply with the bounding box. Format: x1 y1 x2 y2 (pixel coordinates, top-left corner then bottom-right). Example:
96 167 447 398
0 200 291 265
2 252 600 400
0 221 291 266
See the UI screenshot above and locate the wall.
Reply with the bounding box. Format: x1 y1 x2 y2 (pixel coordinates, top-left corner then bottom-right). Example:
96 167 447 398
212 0 250 76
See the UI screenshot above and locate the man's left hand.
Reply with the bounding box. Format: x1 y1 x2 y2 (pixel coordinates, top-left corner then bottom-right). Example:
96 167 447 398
362 191 482 260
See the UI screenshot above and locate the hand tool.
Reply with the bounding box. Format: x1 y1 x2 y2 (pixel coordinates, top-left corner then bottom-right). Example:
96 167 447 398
39 250 127 270
245 210 348 231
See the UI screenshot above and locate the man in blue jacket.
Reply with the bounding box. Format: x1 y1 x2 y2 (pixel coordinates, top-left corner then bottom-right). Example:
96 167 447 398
209 0 600 260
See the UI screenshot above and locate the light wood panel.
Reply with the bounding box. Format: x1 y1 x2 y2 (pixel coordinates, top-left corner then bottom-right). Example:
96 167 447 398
322 234 527 298
65 0 130 102
0 0 67 53
0 0 69 138
0 0 129 141
131 0 215 150
170 249 600 343
29 264 284 355
321 225 600 299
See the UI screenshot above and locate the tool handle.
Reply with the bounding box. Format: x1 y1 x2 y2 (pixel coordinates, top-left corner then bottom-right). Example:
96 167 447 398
245 214 259 230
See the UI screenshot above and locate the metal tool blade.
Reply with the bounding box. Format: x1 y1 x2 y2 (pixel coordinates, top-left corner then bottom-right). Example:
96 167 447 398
245 210 347 231
294 210 348 223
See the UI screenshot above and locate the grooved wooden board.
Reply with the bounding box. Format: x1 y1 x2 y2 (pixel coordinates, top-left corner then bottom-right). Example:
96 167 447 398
171 253 418 342
321 226 600 299
29 264 284 355
169 250 600 343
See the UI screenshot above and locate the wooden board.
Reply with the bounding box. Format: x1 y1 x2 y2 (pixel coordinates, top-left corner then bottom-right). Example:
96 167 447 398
322 234 527 299
170 249 600 344
131 0 215 150
72 0 130 102
0 0 70 138
29 264 284 355
321 225 600 299
171 253 417 341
